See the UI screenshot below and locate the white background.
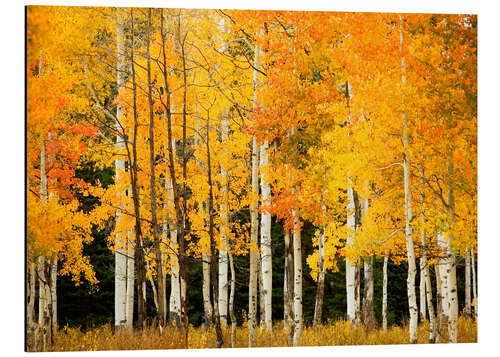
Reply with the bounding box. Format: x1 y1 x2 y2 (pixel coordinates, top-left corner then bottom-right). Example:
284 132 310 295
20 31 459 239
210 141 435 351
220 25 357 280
2 0 498 356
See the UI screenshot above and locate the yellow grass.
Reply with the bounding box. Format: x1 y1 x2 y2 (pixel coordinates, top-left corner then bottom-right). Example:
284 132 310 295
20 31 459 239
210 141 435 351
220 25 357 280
39 316 476 352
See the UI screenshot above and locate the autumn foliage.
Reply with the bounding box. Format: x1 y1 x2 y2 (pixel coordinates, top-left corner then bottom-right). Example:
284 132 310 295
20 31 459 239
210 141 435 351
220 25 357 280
26 6 476 352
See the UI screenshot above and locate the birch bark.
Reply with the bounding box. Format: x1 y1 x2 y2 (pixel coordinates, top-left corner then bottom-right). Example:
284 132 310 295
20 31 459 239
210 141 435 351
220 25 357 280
284 229 294 340
114 12 127 329
218 114 230 328
434 253 443 343
472 252 477 319
248 36 261 344
292 211 303 346
362 255 375 330
313 226 325 328
446 156 458 343
437 233 450 322
382 255 388 331
346 184 357 322
419 177 436 342
361 198 374 330
229 250 236 347
27 261 37 350
400 17 418 343
465 247 471 318
260 138 272 331
50 257 57 332
248 135 259 345
420 260 427 322
125 238 135 330
38 138 50 350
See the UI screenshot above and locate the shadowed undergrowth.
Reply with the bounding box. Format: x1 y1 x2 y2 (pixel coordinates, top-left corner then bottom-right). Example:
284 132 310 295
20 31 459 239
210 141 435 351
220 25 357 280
36 316 477 352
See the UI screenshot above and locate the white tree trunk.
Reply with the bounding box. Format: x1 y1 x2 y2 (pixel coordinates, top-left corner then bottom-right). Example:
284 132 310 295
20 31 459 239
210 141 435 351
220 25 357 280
400 18 418 343
355 263 361 325
472 252 477 319
420 259 426 322
434 255 444 343
419 181 436 342
362 256 375 330
465 247 471 318
27 261 37 349
258 254 265 329
284 244 289 329
218 239 229 328
284 229 293 332
361 198 374 330
437 233 450 321
248 38 260 344
38 256 48 350
202 251 213 326
403 152 418 344
166 138 182 326
260 139 272 331
424 262 436 343
169 225 181 325
346 184 357 322
382 255 388 331
219 115 230 328
114 12 127 330
446 249 458 343
292 211 303 346
38 138 50 350
50 256 57 332
446 121 458 346
125 237 135 330
229 250 237 347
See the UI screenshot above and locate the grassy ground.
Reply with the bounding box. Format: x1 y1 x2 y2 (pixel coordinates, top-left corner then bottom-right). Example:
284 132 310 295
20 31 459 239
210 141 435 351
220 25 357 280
38 316 476 352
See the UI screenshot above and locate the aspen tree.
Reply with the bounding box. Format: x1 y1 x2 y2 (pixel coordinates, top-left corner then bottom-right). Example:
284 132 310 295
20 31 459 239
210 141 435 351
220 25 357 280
362 255 375 330
218 17 229 327
419 172 436 342
437 233 450 322
168 139 181 326
229 250 237 347
313 184 327 328
248 39 260 346
434 247 443 343
446 156 458 343
420 261 427 322
114 10 128 330
38 136 49 350
255 24 272 331
260 135 272 331
382 255 388 331
400 16 418 343
292 210 303 346
345 79 358 324
465 247 472 318
472 252 477 320
125 236 135 330
361 198 375 330
284 228 294 339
